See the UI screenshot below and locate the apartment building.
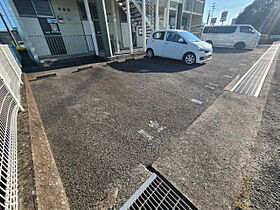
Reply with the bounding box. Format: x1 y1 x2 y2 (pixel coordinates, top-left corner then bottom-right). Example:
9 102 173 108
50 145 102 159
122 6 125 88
7 0 205 62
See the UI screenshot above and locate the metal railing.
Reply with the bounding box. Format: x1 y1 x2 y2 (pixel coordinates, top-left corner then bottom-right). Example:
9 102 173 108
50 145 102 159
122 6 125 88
0 44 22 209
133 0 155 30
28 34 103 58
0 45 22 110
0 80 18 210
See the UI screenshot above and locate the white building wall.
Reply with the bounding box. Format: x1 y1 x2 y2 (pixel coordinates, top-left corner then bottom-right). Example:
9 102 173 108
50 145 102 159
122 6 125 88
20 17 51 57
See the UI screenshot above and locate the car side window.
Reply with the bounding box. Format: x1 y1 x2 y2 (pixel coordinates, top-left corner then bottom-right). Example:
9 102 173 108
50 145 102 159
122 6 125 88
215 26 237 34
203 27 210 33
166 32 182 43
152 32 165 40
203 27 217 33
240 26 254 33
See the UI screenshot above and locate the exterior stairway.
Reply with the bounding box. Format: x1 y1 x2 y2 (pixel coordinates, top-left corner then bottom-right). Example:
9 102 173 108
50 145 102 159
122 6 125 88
115 0 158 40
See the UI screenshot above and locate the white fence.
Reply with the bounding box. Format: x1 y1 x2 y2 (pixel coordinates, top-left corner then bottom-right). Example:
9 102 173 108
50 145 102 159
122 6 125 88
0 45 22 110
0 44 22 209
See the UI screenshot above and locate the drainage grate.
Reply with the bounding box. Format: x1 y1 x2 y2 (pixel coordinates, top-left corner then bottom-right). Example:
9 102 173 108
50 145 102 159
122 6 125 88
120 173 196 210
231 44 279 97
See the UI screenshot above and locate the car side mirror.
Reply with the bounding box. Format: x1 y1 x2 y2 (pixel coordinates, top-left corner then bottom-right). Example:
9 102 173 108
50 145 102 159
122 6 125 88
178 38 185 43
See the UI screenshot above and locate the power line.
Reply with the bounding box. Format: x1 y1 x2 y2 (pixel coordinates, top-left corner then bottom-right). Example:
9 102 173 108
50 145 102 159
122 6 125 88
215 2 250 10
212 2 252 15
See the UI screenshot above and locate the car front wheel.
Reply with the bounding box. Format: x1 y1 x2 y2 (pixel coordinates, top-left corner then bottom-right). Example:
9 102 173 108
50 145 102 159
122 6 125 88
183 53 196 65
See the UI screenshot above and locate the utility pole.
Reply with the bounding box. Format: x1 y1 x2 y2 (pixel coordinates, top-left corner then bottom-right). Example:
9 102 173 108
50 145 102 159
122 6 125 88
210 3 216 25
0 10 19 47
206 9 210 25
142 0 146 51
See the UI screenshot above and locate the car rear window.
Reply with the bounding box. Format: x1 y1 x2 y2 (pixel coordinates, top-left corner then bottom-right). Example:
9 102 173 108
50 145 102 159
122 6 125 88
152 32 165 40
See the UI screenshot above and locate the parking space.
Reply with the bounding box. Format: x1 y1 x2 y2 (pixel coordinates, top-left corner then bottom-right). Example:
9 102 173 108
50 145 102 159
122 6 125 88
28 46 268 209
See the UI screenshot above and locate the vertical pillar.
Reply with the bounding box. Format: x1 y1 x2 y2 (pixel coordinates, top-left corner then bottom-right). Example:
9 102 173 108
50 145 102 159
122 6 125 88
142 0 146 51
189 0 194 31
126 0 133 54
164 8 167 28
83 0 99 55
174 6 178 29
176 3 183 29
155 0 159 30
166 0 170 29
96 0 112 57
111 0 120 52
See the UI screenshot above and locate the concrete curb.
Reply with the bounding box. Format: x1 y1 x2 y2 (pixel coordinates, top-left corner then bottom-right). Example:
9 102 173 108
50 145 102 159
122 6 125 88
24 74 70 210
224 74 240 91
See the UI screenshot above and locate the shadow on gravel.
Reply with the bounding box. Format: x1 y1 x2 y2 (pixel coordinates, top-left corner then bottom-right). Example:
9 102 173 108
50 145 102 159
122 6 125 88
22 55 104 73
213 47 253 54
109 57 202 73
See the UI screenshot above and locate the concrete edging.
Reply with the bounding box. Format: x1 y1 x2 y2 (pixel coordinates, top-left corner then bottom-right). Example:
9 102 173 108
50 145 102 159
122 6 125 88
24 74 70 210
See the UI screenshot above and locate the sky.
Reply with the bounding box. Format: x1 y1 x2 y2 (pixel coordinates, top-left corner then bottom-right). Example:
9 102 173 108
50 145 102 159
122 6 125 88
203 0 255 25
0 1 16 31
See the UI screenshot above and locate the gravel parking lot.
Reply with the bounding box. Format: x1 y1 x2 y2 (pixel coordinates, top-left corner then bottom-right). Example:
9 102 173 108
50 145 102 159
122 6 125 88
28 46 268 209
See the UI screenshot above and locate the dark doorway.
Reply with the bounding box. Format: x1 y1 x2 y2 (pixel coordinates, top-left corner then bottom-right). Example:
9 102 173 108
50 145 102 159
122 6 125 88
38 17 67 55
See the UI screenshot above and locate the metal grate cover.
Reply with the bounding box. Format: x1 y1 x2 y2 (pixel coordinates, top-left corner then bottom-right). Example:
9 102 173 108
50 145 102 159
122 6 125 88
120 173 196 210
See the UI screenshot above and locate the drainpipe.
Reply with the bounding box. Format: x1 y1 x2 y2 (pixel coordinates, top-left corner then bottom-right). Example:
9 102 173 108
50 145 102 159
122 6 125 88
155 0 159 30
176 3 183 29
126 0 133 54
111 0 120 53
142 0 146 51
166 0 170 29
83 0 99 55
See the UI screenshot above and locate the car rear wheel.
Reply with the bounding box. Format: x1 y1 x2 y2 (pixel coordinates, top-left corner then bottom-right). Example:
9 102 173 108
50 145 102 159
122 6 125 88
146 48 154 58
183 53 196 65
234 42 245 50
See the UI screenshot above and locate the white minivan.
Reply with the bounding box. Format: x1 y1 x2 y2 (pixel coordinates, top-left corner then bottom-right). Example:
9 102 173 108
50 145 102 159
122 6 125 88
146 30 213 65
200 24 261 49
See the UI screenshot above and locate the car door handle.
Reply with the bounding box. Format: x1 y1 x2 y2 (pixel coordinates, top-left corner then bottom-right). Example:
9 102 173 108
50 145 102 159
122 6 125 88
164 42 168 44
151 40 155 43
